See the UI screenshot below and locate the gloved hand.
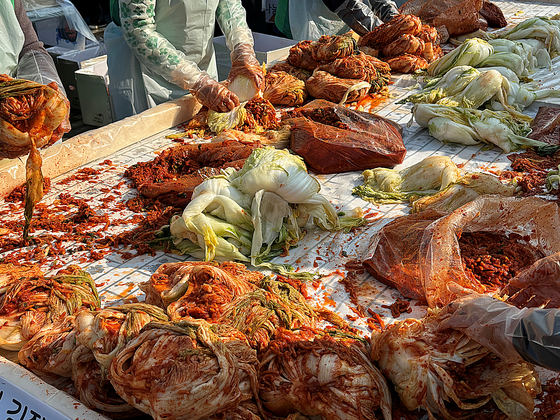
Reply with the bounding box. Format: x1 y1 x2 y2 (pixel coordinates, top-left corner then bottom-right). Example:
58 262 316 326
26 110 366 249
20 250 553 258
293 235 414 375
439 295 524 362
334 0 400 36
226 43 264 97
369 0 400 23
190 73 240 113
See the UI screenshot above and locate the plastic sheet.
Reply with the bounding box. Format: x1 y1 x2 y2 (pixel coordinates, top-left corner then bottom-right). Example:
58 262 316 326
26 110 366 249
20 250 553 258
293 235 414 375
0 94 201 197
529 106 560 145
363 196 560 308
363 209 446 302
503 252 560 309
24 0 97 43
421 195 560 307
289 99 405 174
399 0 487 36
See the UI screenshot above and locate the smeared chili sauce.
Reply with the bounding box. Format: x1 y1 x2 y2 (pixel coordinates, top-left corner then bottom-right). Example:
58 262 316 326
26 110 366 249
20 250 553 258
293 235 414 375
341 260 367 317
0 164 180 267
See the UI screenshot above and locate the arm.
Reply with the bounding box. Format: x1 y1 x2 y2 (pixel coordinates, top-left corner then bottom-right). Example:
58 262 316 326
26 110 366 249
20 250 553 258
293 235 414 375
321 0 400 36
441 296 560 372
216 0 264 94
510 308 560 371
118 0 238 111
215 0 254 50
118 0 203 91
13 0 65 92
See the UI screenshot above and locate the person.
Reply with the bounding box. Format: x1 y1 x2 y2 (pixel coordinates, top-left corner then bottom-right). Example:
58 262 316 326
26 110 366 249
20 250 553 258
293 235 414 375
70 0 111 26
104 0 264 121
440 291 560 372
1 0 66 91
241 0 274 35
274 0 400 41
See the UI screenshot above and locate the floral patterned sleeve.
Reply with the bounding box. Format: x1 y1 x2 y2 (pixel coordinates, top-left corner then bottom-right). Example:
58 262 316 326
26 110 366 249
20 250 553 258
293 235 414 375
118 0 202 89
215 0 254 50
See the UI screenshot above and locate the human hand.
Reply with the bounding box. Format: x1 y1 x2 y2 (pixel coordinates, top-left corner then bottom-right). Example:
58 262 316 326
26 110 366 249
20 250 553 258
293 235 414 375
334 0 383 35
190 74 240 113
227 43 264 96
439 294 523 362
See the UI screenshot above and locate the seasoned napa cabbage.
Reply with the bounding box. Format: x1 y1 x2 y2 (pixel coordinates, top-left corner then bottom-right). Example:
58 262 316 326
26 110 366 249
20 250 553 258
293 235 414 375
352 156 460 204
371 310 540 420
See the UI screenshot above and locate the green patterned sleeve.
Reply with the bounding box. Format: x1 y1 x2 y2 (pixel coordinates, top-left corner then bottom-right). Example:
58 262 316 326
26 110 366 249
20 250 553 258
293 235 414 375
118 0 203 89
216 0 254 50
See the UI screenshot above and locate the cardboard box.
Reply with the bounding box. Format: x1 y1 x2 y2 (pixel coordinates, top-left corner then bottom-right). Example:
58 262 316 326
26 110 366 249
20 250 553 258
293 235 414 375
75 56 114 127
33 15 86 50
213 32 298 81
56 47 106 110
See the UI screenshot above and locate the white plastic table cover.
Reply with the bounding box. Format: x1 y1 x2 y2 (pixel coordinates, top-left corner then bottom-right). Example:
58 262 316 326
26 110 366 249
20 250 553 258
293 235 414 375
1 0 560 417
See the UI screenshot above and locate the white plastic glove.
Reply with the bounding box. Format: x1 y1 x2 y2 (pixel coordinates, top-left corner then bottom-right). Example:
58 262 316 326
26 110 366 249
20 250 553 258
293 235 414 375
439 295 525 362
334 0 384 36
190 73 240 113
441 294 560 371
226 43 264 94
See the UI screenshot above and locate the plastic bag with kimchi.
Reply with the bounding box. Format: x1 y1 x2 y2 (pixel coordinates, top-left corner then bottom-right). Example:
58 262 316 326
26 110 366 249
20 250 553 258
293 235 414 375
399 0 487 37
288 99 405 174
363 209 446 302
363 196 560 307
501 252 560 309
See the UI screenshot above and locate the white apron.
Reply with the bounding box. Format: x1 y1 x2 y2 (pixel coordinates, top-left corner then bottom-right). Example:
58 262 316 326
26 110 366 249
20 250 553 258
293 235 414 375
105 0 220 120
0 0 25 76
288 0 349 41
